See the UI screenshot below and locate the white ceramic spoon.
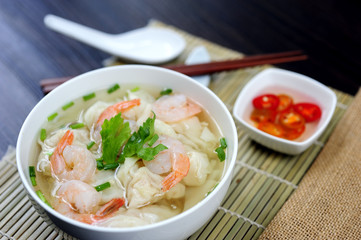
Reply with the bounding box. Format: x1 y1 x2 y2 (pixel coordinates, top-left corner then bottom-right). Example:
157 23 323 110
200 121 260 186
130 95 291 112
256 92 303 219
44 14 186 64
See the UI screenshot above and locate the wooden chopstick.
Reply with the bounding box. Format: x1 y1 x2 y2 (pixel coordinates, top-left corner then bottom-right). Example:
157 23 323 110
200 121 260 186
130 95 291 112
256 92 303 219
40 50 307 94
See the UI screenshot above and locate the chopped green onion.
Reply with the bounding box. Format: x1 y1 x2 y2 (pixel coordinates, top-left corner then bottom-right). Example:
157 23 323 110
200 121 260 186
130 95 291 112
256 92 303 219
95 182 111 192
160 88 172 96
206 183 219 196
47 113 58 121
69 123 85 129
46 152 53 156
148 134 159 147
62 101 74 110
29 166 37 186
131 86 140 92
36 190 52 207
215 138 227 162
87 141 95 150
40 128 47 141
220 138 227 149
215 147 226 162
103 163 119 170
83 92 96 101
107 84 120 94
96 159 104 170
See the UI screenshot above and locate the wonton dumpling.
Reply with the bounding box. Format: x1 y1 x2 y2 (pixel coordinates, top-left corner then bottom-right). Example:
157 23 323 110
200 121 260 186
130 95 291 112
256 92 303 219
98 204 180 228
92 169 124 204
83 101 110 129
116 157 139 189
123 90 155 126
127 167 163 208
182 151 210 186
154 119 177 138
165 182 186 200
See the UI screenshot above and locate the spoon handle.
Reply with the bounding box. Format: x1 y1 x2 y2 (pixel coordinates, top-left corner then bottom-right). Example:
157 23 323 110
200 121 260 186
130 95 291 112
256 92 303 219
44 14 111 50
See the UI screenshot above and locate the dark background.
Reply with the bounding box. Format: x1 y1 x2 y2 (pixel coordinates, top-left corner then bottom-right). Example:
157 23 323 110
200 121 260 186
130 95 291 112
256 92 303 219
1 0 360 156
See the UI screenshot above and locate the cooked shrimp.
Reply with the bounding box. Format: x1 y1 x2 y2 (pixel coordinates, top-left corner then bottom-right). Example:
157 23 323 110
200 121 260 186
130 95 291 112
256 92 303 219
55 180 124 224
143 135 190 192
152 94 202 123
92 99 141 142
50 130 96 182
96 99 141 128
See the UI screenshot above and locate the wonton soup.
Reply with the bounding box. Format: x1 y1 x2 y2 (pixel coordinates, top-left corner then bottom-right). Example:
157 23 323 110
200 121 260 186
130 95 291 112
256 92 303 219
31 84 226 227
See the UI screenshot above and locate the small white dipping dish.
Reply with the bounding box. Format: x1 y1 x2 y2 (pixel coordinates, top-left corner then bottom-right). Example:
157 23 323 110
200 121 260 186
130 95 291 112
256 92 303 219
16 65 238 240
233 68 336 155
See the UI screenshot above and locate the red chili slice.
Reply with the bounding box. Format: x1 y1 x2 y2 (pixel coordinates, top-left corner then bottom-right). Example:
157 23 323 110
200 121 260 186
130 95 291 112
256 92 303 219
279 109 305 129
252 94 279 110
283 125 306 140
277 94 293 112
257 122 285 138
250 109 277 123
293 103 322 122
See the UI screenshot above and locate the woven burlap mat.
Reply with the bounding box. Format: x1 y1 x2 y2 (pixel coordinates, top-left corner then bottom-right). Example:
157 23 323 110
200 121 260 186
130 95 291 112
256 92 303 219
259 88 361 240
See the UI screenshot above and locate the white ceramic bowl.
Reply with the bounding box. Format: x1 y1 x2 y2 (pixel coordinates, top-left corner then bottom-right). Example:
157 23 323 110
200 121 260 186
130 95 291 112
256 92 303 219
16 65 238 240
233 68 336 155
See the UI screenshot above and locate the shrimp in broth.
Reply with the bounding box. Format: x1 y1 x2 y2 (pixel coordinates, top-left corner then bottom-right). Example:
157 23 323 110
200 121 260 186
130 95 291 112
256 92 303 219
34 86 225 228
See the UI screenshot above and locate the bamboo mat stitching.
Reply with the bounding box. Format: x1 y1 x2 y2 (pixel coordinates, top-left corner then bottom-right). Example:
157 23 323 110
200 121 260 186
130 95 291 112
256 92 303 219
0 230 15 240
336 102 348 110
217 207 265 229
236 161 298 189
314 141 324 147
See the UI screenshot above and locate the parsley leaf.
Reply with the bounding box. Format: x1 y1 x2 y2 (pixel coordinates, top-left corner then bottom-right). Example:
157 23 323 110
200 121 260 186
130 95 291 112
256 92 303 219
100 113 131 164
138 144 168 161
119 114 167 161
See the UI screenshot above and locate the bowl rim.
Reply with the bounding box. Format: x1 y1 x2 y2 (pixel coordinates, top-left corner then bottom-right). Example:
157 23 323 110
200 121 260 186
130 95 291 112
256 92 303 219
233 68 337 147
16 65 238 233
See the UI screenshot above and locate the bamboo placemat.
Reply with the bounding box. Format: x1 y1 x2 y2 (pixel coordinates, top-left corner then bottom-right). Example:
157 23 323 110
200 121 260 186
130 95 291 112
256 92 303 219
0 20 354 240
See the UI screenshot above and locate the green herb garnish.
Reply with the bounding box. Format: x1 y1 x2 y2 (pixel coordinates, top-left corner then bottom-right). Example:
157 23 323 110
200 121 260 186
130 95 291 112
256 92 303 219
29 166 37 186
40 128 47 141
147 134 159 147
220 137 227 149
36 190 52 207
138 144 168 161
107 84 120 94
119 114 167 162
62 101 74 110
100 113 131 164
69 123 85 129
96 158 104 170
206 183 219 196
103 163 119 170
99 113 167 169
215 137 227 162
160 88 172 96
87 141 95 150
95 182 111 192
47 113 58 121
131 86 140 92
83 92 96 101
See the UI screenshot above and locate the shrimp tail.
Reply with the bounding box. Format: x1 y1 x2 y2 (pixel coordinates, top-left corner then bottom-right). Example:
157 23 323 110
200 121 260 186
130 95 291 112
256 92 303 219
162 153 190 192
89 198 125 223
162 171 182 192
114 98 141 113
96 99 141 126
50 130 74 176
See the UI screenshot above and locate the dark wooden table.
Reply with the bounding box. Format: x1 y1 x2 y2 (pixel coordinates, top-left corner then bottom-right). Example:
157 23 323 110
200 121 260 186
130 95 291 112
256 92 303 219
1 0 360 157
